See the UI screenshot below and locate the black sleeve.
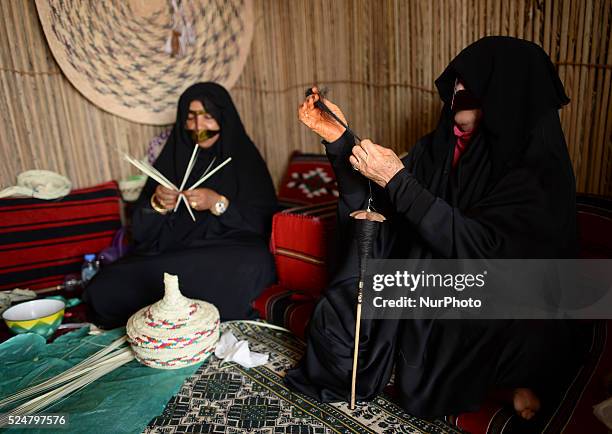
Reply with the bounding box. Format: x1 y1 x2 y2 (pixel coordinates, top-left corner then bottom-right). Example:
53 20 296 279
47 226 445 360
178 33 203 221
384 111 578 259
213 186 277 237
324 130 370 215
324 131 393 220
130 177 171 253
213 149 278 238
385 168 506 258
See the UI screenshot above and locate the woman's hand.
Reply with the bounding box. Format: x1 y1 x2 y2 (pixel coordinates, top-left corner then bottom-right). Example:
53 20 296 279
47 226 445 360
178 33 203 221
298 87 347 142
349 139 405 188
183 188 219 212
154 185 180 210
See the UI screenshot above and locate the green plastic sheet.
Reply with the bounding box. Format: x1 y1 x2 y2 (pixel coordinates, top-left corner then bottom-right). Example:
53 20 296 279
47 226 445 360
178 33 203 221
0 327 201 433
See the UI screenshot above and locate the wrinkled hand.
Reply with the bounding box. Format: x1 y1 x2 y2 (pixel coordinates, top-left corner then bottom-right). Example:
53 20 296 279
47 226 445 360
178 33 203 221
349 139 405 187
182 188 219 211
298 87 347 142
154 185 180 210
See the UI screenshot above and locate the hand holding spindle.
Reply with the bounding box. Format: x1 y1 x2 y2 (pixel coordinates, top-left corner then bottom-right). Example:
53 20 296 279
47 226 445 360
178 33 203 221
298 87 348 142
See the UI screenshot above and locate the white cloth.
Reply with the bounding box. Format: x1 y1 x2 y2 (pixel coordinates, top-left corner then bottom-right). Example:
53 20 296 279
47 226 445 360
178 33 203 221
214 330 268 368
0 288 37 315
0 170 71 200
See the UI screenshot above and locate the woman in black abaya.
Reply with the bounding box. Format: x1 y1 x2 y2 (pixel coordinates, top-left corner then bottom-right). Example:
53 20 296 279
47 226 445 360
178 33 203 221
84 82 277 328
285 37 581 420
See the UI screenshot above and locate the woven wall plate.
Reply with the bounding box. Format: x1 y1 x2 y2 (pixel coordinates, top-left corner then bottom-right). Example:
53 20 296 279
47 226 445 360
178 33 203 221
35 0 254 125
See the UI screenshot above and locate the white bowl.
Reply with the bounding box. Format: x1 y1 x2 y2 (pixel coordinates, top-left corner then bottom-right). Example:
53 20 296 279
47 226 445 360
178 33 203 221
2 299 66 339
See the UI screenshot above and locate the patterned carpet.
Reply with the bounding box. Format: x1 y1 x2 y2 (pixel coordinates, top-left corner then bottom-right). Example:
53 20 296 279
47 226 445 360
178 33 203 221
144 322 463 434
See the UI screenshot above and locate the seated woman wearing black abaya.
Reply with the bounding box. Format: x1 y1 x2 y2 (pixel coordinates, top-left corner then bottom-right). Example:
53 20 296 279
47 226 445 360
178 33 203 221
84 82 277 328
285 37 582 421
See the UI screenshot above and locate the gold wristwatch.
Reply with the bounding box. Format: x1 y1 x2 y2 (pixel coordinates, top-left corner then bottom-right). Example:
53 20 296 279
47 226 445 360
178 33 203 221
211 195 229 216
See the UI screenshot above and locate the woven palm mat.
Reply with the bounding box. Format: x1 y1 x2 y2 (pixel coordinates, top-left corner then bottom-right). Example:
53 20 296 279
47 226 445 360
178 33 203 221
144 322 462 434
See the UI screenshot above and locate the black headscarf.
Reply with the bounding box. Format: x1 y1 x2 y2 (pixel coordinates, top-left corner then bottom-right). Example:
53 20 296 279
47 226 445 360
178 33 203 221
404 36 577 259
434 36 570 183
133 82 277 253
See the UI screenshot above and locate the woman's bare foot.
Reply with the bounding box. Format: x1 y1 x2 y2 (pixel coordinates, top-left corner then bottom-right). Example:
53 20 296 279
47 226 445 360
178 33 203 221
513 388 540 420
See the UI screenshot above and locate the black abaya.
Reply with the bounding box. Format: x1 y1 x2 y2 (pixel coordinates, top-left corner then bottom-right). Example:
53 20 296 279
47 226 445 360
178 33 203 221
84 83 278 328
285 37 581 417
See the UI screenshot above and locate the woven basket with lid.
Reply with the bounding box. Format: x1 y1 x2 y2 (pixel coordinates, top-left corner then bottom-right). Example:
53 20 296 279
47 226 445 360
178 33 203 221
126 273 219 369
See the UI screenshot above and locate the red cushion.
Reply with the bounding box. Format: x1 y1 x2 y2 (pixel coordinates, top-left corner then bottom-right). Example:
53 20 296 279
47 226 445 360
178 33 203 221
252 284 316 339
447 322 610 434
0 181 122 291
270 202 337 296
277 152 338 206
445 402 512 434
577 205 612 258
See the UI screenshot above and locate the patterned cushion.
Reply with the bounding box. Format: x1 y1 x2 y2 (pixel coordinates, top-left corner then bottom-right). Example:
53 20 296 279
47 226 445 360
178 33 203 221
277 151 338 207
270 201 337 296
0 181 122 291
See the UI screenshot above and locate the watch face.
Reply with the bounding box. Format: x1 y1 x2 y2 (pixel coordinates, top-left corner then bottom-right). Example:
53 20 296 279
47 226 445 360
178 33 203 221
215 201 226 213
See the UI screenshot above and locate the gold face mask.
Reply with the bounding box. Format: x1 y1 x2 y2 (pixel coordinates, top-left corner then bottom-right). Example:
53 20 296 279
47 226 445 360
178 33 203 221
187 109 219 142
190 128 213 142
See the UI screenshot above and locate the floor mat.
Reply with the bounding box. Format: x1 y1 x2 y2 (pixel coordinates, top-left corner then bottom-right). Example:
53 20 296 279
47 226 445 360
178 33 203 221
144 322 462 434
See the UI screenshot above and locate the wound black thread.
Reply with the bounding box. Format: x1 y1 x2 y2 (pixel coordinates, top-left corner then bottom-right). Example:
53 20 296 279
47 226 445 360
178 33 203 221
356 218 379 282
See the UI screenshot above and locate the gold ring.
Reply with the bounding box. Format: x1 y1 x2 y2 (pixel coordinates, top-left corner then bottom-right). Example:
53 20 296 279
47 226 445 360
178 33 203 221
191 201 197 209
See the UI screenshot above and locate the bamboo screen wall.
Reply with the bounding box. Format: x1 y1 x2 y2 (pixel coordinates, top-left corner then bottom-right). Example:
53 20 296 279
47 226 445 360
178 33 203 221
1 0 611 196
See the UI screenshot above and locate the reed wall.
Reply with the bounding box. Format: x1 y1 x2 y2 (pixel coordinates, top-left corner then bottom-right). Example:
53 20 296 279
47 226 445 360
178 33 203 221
1 0 610 196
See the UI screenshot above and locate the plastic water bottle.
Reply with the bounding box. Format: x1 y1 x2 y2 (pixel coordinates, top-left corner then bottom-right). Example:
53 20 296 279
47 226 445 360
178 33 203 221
81 254 99 285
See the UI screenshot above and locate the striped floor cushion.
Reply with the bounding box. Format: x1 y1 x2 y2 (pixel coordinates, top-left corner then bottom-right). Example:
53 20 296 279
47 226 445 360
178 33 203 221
251 284 316 339
270 201 337 297
0 181 121 291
